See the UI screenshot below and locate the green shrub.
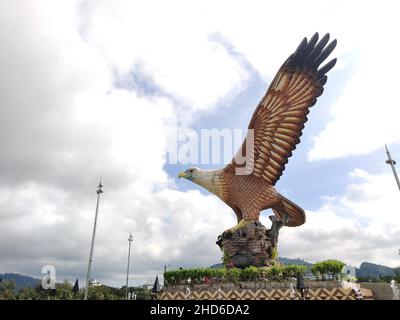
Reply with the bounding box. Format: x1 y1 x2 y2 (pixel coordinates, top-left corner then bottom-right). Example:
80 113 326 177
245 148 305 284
268 265 284 280
211 268 226 281
311 260 345 281
283 265 307 279
324 260 345 280
222 252 232 268
257 268 269 279
241 266 259 281
164 263 316 285
226 268 241 282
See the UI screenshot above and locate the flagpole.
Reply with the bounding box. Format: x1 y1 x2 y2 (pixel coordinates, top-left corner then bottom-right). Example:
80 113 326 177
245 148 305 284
84 178 104 300
385 144 400 191
125 233 133 300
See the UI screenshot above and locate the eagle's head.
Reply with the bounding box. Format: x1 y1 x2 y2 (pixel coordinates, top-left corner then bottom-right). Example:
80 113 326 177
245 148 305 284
178 167 201 182
178 167 219 192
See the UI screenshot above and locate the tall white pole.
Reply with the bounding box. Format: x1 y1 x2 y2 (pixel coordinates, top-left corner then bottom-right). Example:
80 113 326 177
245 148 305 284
385 144 400 191
125 233 133 300
84 177 104 300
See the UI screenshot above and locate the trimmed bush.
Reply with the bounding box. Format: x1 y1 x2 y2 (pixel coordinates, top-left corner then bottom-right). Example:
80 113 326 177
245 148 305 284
311 260 345 280
226 268 241 282
267 265 284 280
164 261 344 286
282 265 307 279
241 266 259 281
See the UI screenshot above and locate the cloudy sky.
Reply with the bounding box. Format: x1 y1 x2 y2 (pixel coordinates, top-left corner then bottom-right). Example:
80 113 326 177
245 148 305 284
1 0 400 287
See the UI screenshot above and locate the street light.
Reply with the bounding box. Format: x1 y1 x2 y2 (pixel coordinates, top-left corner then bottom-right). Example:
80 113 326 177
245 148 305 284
125 232 133 300
296 272 309 300
84 177 104 300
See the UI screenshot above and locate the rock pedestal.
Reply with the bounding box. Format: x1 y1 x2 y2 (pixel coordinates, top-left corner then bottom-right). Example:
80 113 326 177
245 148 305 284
216 217 284 268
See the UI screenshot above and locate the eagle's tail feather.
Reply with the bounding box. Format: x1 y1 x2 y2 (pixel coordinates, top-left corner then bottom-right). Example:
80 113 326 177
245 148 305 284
271 194 306 227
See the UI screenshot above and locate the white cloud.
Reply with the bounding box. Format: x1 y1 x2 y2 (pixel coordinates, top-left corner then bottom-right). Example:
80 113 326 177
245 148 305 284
1 0 400 288
278 169 400 268
307 0 400 160
0 0 243 286
76 0 250 112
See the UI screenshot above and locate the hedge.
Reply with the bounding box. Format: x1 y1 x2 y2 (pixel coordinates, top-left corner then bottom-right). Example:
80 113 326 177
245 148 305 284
164 264 307 285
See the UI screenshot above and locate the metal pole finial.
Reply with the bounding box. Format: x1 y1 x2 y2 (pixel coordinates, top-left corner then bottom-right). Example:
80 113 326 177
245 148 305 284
97 177 104 194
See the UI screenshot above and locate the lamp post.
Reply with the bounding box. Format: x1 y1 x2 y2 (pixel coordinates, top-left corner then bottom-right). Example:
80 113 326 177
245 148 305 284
296 272 309 300
84 178 104 300
125 233 133 300
385 144 400 191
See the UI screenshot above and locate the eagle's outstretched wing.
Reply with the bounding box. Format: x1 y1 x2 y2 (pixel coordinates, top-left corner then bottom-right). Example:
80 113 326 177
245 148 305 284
226 33 337 185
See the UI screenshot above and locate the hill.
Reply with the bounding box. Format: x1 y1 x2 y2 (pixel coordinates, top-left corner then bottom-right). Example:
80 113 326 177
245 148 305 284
277 257 313 267
356 262 397 279
0 273 40 291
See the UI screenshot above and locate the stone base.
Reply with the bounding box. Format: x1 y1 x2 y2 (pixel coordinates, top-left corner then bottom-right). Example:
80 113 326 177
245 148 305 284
216 219 282 268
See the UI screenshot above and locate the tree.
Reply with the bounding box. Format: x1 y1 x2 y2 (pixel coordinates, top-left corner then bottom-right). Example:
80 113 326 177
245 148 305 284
283 265 307 279
0 279 16 300
55 281 73 300
324 260 345 280
18 287 39 300
311 260 345 281
267 265 284 281
311 262 325 280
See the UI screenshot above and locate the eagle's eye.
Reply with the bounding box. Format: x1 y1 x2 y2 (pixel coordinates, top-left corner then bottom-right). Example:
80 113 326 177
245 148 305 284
186 168 195 174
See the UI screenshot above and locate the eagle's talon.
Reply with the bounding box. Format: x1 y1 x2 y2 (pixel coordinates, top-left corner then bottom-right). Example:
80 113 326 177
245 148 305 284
223 219 255 235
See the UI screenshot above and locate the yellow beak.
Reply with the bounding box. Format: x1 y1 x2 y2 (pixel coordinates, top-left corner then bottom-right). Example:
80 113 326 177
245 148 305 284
178 171 187 179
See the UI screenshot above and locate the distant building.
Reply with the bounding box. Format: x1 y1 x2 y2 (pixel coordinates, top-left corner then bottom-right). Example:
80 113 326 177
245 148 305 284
142 281 153 290
89 279 102 287
142 281 163 291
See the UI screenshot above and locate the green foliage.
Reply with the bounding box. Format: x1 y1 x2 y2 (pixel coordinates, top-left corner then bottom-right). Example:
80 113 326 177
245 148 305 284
0 279 16 300
133 288 151 300
165 264 312 285
222 252 232 268
212 268 226 280
0 275 150 301
241 266 259 281
311 263 324 280
326 260 345 280
311 260 345 281
17 287 39 300
268 265 284 280
226 268 241 282
55 281 74 300
282 265 307 279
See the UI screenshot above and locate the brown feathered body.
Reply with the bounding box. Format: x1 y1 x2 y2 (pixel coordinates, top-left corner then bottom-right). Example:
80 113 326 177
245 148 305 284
215 169 279 221
181 33 337 228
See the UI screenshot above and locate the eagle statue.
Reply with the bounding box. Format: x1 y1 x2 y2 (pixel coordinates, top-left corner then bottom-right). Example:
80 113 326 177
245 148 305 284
179 33 337 233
